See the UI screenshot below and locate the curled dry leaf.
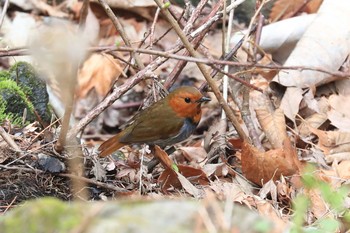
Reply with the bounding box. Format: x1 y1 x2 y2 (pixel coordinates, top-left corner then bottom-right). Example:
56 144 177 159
326 152 350 164
231 14 317 64
179 146 208 164
276 178 294 205
298 113 328 137
154 145 174 170
271 0 350 89
271 0 350 122
203 119 227 160
310 128 350 155
241 139 301 186
0 140 12 163
305 189 328 219
176 172 202 198
327 94 350 131
270 0 322 22
255 108 287 149
259 179 277 204
158 165 209 195
334 161 350 180
209 181 248 204
255 201 287 232
77 53 123 98
202 163 233 178
279 87 303 123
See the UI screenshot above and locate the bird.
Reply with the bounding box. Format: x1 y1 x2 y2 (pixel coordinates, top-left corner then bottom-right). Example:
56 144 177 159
98 86 210 157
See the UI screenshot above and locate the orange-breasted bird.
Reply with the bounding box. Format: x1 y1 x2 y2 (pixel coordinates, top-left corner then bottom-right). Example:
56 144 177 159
98 86 210 157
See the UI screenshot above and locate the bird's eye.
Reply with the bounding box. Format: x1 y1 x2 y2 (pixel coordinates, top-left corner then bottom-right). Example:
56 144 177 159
184 97 191 103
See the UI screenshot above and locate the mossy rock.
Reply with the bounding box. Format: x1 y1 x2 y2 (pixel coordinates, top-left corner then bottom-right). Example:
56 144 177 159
0 79 35 125
9 62 51 124
0 197 275 233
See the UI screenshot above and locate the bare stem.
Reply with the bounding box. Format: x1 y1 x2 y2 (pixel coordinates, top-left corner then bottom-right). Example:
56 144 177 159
97 0 144 69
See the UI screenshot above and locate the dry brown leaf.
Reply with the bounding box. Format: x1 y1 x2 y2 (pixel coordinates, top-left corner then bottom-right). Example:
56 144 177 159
270 0 322 22
327 94 350 131
271 0 350 122
203 119 227 159
202 163 235 178
276 178 294 205
302 88 319 113
158 165 209 194
310 128 350 155
241 139 301 186
326 152 350 163
0 140 12 163
271 0 350 89
335 79 350 95
259 180 277 204
254 54 278 81
209 181 248 204
179 147 208 164
228 138 243 149
298 113 328 137
77 53 123 98
176 171 202 198
255 108 287 149
279 87 303 123
306 189 328 219
335 160 350 179
154 145 174 170
256 200 287 232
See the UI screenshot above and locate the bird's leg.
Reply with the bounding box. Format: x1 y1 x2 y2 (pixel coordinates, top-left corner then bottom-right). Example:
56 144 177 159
146 146 176 172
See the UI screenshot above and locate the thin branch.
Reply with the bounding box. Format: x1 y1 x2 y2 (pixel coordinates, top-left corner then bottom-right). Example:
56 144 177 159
1 196 17 215
0 126 21 153
0 0 10 30
164 0 222 89
97 0 144 69
2 46 349 78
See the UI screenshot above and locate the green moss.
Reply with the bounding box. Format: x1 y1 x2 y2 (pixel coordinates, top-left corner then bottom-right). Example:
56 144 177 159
1 198 83 233
9 62 51 124
0 70 10 81
0 79 35 125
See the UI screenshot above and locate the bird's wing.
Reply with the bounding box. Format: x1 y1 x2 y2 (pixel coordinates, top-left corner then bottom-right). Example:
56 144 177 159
119 99 184 144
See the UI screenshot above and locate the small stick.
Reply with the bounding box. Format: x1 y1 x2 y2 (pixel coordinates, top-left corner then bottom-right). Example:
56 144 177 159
1 196 17 215
97 0 144 69
0 126 21 153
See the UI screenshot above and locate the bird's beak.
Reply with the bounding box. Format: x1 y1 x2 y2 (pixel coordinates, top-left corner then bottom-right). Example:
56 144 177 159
197 96 211 103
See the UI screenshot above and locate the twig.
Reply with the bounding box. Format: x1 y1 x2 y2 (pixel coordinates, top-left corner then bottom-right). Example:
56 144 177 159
0 126 21 153
0 0 10 30
237 0 265 151
97 0 144 69
164 0 222 89
221 0 235 119
211 65 262 92
154 0 249 142
190 0 246 38
78 0 89 29
149 7 161 62
2 46 349 78
59 173 128 193
1 196 17 215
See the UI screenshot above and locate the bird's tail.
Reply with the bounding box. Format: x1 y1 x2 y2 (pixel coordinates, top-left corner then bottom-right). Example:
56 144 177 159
98 132 126 157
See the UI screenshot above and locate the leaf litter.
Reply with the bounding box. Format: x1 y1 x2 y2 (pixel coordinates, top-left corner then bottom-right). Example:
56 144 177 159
1 0 350 231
